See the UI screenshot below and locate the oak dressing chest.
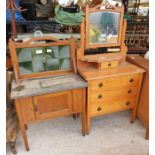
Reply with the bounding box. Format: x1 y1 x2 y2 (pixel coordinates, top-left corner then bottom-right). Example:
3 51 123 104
77 4 145 134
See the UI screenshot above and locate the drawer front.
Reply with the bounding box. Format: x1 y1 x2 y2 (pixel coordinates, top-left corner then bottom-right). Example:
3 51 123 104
90 74 140 92
90 98 136 116
33 90 72 120
91 86 138 103
100 61 119 69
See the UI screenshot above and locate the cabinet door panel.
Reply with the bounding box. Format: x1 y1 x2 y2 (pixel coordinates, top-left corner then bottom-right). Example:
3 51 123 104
33 91 72 120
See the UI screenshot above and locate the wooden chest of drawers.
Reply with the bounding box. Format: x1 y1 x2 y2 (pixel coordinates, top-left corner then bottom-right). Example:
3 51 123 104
11 74 87 150
78 61 145 134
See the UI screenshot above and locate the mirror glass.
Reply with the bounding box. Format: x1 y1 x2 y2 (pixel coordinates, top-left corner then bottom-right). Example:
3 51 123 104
17 45 71 75
89 11 120 45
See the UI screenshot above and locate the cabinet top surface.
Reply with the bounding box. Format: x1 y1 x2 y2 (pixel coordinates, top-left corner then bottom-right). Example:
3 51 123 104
11 74 87 99
78 61 145 81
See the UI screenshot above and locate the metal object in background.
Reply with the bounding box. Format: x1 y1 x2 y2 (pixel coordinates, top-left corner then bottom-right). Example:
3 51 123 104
7 0 26 39
125 20 149 54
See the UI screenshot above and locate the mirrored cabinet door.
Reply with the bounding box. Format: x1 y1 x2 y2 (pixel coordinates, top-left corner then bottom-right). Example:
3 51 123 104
89 12 120 45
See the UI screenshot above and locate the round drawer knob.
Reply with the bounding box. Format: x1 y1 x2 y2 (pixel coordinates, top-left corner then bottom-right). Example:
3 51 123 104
126 101 130 106
98 83 103 87
97 107 102 111
108 63 112 67
98 94 103 99
128 89 132 94
129 78 134 83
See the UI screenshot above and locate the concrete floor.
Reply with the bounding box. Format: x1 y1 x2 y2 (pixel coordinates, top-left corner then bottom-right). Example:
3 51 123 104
6 111 149 155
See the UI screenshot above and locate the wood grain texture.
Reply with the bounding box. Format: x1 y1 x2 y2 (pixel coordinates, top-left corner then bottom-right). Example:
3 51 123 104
33 91 72 120
78 61 145 80
78 61 144 134
13 86 87 150
15 100 29 151
90 74 140 91
72 89 83 112
127 55 149 134
100 61 119 69
17 97 36 124
90 98 136 117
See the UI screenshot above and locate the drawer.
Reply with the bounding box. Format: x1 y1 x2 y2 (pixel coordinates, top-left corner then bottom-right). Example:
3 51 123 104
90 74 140 92
33 90 72 120
90 86 138 103
90 98 136 117
100 61 119 69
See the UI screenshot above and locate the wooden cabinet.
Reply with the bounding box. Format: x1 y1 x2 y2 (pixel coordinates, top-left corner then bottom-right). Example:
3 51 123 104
12 75 87 151
127 54 149 139
78 61 144 134
9 36 87 151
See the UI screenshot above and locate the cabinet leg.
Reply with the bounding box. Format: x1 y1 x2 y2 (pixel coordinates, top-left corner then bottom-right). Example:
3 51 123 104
72 113 80 119
25 124 28 130
19 123 29 151
145 128 149 140
130 108 137 123
86 115 90 135
81 112 86 136
9 142 17 154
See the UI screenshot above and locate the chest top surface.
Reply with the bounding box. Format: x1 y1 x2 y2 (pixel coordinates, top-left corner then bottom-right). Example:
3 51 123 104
78 61 145 81
11 74 87 99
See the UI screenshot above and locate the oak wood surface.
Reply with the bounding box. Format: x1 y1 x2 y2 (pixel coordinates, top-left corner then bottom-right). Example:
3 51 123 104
78 61 144 134
33 91 72 120
14 86 87 150
78 61 145 80
90 98 136 117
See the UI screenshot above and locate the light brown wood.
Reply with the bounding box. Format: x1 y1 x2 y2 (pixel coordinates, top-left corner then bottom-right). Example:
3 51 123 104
90 86 139 102
100 61 119 69
130 71 144 123
13 87 86 151
80 53 123 63
127 54 149 139
18 97 36 124
81 89 86 136
78 62 144 134
90 98 136 117
145 127 149 140
15 100 29 151
33 91 72 120
86 81 91 134
77 4 127 67
78 61 145 80
9 36 77 80
90 74 140 91
120 19 128 60
72 89 83 112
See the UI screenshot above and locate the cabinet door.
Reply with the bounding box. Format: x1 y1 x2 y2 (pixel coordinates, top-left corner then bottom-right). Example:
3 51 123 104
33 91 72 120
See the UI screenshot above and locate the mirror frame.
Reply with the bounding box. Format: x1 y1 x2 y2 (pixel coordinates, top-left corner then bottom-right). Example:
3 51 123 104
9 36 77 81
85 4 124 49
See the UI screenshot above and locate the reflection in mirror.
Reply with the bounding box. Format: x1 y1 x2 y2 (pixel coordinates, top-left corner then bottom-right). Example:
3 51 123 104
84 47 120 55
89 12 120 44
17 45 71 75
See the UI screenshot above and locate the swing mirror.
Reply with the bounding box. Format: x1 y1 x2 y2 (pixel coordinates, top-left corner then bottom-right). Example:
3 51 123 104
86 4 124 49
